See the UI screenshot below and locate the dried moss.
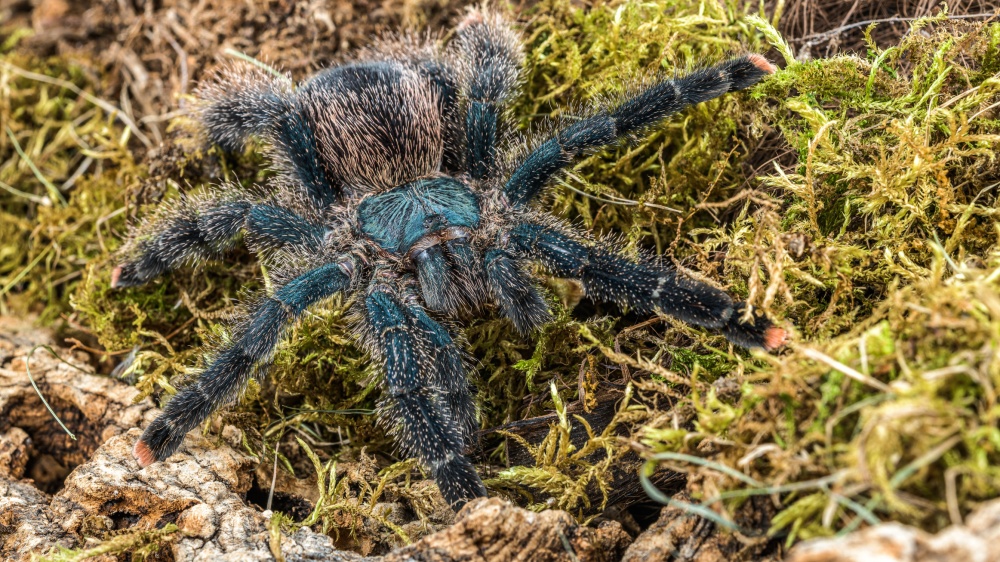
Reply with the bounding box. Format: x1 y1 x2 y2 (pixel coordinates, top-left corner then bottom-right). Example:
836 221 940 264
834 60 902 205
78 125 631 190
0 49 141 324
38 524 179 562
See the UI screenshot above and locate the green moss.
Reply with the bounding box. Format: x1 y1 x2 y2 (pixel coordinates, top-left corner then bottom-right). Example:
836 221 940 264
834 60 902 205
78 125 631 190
637 11 1000 541
0 50 141 323
514 0 773 248
38 524 179 562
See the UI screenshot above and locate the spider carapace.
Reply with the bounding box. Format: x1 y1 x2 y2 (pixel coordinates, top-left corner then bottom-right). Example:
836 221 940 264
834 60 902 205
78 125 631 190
113 9 786 509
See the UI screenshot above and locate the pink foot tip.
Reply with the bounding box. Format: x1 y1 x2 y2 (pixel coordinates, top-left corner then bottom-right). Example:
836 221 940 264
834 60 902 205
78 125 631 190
747 54 777 74
110 265 123 289
133 438 155 468
764 326 789 351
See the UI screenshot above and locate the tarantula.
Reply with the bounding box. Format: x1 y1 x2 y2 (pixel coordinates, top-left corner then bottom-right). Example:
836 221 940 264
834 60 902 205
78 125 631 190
113 9 785 509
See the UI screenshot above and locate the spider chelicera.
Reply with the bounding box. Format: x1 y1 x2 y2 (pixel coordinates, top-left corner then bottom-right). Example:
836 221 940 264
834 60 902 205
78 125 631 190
113 9 785 509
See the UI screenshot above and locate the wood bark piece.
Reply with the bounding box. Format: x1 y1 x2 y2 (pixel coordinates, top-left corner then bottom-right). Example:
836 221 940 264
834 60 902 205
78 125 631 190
787 499 1000 562
0 319 639 561
386 497 631 562
0 477 76 561
620 492 777 562
0 317 152 490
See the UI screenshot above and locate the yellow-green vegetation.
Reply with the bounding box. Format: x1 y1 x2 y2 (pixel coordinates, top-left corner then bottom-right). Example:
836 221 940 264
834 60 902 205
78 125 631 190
0 52 141 324
635 13 1000 542
38 524 179 562
3 0 1000 553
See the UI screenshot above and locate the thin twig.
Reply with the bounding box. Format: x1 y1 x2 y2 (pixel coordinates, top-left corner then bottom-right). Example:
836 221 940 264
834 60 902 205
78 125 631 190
796 12 1000 46
969 99 1000 121
562 172 681 213
648 451 764 487
267 439 280 512
164 28 190 107
64 337 135 357
800 347 894 393
0 246 51 298
61 156 94 192
223 49 291 84
0 179 50 206
25 345 94 440
6 127 67 206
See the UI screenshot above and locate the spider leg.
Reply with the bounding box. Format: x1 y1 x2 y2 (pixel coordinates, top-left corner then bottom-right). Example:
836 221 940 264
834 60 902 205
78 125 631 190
365 287 487 508
132 259 355 466
406 55 464 173
503 55 776 207
200 65 339 207
112 194 326 288
484 248 552 335
198 65 292 152
507 223 786 350
413 234 489 314
454 9 522 180
402 298 478 445
420 59 464 172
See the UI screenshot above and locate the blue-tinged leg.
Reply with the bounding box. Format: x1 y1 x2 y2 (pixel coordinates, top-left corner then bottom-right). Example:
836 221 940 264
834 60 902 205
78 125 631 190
503 55 776 207
454 9 522 180
412 245 461 313
244 204 327 252
273 105 340 208
484 248 551 335
133 260 356 466
198 65 292 152
199 64 341 207
413 58 464 173
443 237 487 299
441 236 489 312
365 288 487 508
507 223 786 350
112 198 327 288
411 238 487 315
402 302 478 445
722 302 787 351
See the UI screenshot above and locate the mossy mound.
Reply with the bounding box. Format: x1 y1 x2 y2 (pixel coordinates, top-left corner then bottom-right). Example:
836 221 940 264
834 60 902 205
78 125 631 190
638 13 1000 542
2 0 999 554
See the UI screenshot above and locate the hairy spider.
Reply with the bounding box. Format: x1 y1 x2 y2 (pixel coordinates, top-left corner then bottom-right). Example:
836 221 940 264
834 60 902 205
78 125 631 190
113 9 785 509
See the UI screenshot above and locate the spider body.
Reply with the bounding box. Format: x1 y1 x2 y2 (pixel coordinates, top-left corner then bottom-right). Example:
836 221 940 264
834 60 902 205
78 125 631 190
114 10 784 509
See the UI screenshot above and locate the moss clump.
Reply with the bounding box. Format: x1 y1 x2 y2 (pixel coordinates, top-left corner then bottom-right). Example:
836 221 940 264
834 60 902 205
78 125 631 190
636 12 1000 544
481 0 1000 544
0 47 142 324
38 524 179 562
514 0 774 245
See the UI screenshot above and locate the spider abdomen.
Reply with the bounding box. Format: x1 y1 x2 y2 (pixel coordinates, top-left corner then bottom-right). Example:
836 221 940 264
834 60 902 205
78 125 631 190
300 62 447 196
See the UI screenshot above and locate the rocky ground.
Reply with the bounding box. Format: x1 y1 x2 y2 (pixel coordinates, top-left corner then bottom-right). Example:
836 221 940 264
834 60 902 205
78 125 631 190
0 319 738 561
4 319 1000 561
